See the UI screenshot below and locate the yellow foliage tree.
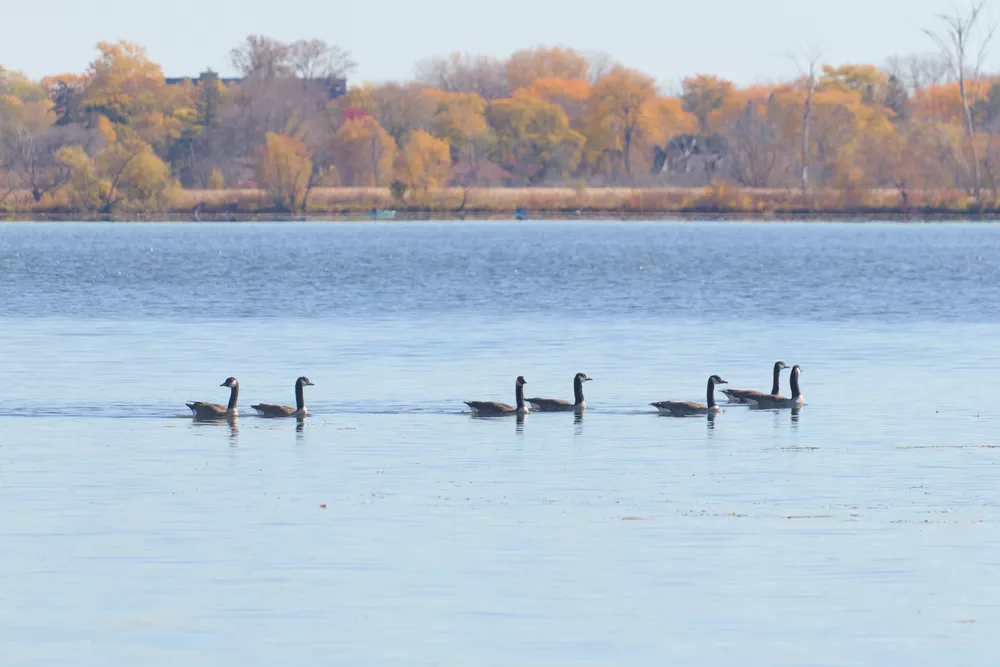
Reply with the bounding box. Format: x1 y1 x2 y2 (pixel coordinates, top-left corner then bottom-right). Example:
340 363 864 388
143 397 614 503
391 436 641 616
82 41 168 125
333 116 398 186
257 132 313 211
430 91 492 164
54 145 105 211
96 134 171 210
395 130 452 194
487 97 585 183
586 67 657 178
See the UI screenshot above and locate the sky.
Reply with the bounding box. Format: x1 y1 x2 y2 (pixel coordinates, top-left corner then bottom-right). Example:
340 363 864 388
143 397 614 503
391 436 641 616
0 0 989 87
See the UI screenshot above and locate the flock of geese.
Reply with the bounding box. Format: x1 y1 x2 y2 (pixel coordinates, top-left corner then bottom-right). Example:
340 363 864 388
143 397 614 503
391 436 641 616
185 362 803 420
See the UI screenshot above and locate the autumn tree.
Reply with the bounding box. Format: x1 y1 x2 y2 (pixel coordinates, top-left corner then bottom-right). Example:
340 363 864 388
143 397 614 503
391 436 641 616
96 131 172 211
81 41 169 124
513 77 592 129
395 130 452 194
256 132 312 210
431 92 493 165
54 145 104 210
587 67 657 178
334 116 398 187
505 47 589 90
681 75 734 132
487 97 585 183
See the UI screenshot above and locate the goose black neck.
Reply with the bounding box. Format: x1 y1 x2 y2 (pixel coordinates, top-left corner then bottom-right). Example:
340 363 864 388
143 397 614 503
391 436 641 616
573 377 585 405
706 378 717 409
790 369 801 399
227 383 239 411
771 365 782 395
295 381 305 411
515 382 525 410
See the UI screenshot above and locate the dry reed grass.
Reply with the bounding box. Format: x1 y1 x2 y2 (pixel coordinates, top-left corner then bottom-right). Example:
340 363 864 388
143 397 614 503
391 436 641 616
4 184 997 218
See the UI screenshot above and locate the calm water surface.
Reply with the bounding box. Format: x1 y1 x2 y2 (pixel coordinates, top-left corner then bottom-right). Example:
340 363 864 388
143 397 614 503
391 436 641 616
2 221 1000 666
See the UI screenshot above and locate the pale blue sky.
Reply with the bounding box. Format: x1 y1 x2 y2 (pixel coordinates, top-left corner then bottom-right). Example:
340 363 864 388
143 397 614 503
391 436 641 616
0 0 986 86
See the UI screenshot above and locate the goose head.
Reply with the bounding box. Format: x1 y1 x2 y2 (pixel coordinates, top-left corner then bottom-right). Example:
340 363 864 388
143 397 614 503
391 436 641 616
774 361 789 371
575 373 593 382
791 365 801 374
221 377 238 388
516 376 527 387
296 376 315 387
709 375 728 385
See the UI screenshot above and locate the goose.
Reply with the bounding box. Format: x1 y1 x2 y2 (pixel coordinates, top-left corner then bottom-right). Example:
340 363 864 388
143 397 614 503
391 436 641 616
187 377 239 420
721 361 788 404
465 376 528 416
527 373 592 412
251 376 315 417
746 365 804 409
651 375 728 417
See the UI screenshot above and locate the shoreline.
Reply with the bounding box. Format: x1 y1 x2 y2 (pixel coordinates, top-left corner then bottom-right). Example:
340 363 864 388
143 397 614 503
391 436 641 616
5 186 1000 222
4 210 1000 223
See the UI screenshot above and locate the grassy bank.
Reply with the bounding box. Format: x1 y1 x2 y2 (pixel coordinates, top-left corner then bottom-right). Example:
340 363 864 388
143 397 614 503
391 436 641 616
4 185 1000 221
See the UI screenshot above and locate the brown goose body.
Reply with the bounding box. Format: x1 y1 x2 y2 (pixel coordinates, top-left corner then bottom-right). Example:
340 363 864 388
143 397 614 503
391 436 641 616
527 373 592 412
465 376 528 416
187 377 239 420
652 375 727 417
721 361 788 404
252 376 314 418
747 365 804 409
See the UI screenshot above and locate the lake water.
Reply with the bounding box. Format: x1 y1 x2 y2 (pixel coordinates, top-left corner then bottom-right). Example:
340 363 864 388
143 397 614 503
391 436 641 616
1 221 1000 666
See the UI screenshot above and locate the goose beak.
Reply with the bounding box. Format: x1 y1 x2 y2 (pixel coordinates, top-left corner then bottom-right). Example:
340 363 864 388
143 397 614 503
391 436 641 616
220 382 228 387
306 380 315 386
584 376 593 382
718 379 728 384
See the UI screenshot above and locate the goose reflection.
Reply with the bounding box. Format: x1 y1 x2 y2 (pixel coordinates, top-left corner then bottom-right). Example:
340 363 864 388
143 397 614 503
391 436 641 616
296 417 305 434
515 413 526 433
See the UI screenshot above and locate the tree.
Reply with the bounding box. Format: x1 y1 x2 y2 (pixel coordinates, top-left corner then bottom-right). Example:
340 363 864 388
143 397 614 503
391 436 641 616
54 145 104 211
256 132 312 210
96 133 171 211
505 47 589 90
395 130 452 194
820 64 889 103
587 67 657 178
924 0 997 196
81 41 168 124
724 100 787 187
415 53 509 100
513 77 592 129
229 36 293 79
334 116 398 186
486 97 585 183
681 75 734 132
431 92 492 164
788 48 822 192
287 39 356 81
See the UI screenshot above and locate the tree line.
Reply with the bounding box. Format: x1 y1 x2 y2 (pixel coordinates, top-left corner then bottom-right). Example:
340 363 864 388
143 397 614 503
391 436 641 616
2 5 1000 214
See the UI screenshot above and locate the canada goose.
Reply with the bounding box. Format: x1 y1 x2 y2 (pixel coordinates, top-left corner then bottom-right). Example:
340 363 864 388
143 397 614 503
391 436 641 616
746 365 804 409
721 361 789 404
187 377 239 420
651 375 728 417
465 376 528 416
527 373 592 411
251 376 315 417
